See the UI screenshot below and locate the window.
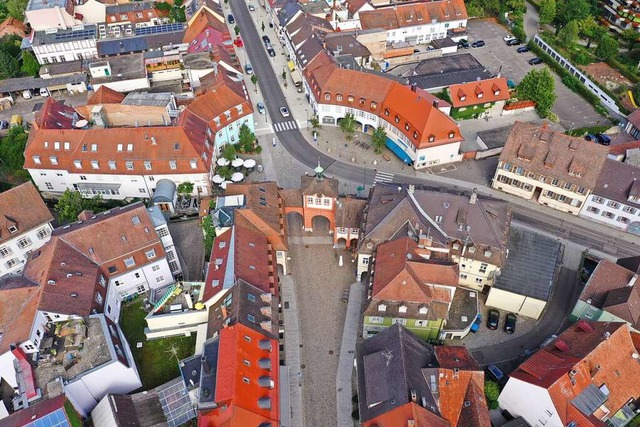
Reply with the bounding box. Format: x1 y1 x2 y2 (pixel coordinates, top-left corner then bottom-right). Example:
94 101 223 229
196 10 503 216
126 161 134 170
307 196 314 205
169 160 177 170
617 216 629 224
551 178 559 186
587 206 600 214
134 272 140 279
79 175 87 180
117 144 123 152
368 316 384 324
139 188 146 194
124 256 135 267
593 196 604 204
91 143 98 152
243 376 250 384
4 258 18 269
248 314 256 323
515 167 524 175
95 292 103 305
336 94 343 101
33 155 41 164
99 274 106 286
0 246 12 257
127 144 133 151
136 284 146 293
601 211 615 219
576 187 586 195
131 215 140 225
156 275 164 282
54 141 60 150
398 305 407 313
324 93 330 100
475 278 483 283
623 206 637 214
394 115 400 123
563 182 572 190
144 161 152 170
190 159 197 169
145 249 156 259
108 161 116 170
479 263 488 273
448 131 455 139
108 265 118 273
17 237 32 249
91 160 99 169
50 156 58 165
244 335 251 342
418 307 428 315
315 197 321 204
323 199 330 206
36 228 50 239
81 144 88 152
607 201 621 209
248 293 256 302
378 303 386 312
152 264 161 272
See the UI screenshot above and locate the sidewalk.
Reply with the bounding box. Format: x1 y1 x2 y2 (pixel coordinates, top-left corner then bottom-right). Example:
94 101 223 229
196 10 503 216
336 282 364 427
280 275 305 427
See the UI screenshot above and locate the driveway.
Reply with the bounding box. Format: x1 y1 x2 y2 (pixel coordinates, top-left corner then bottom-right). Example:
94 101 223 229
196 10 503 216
466 19 606 129
167 219 205 281
0 91 89 126
286 213 356 427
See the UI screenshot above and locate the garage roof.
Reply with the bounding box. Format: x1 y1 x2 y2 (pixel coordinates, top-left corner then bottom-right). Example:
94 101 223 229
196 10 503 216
0 74 87 93
493 226 562 301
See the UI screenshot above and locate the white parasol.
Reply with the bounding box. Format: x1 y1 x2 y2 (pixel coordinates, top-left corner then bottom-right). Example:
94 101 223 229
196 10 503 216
220 181 232 189
231 158 244 168
217 158 230 167
231 172 244 182
243 158 256 168
212 174 224 184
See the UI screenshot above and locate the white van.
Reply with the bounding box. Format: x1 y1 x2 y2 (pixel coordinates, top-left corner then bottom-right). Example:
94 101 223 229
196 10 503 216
40 88 49 97
22 90 32 99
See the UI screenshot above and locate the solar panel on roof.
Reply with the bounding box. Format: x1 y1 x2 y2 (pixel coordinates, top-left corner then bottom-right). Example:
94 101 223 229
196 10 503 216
24 408 71 427
134 22 185 36
54 29 95 41
157 380 196 427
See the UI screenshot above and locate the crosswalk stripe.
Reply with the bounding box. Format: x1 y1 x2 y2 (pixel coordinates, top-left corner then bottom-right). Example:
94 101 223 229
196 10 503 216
273 120 298 133
373 171 394 184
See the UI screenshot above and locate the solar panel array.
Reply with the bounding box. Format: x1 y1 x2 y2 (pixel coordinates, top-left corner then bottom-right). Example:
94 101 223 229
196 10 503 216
24 408 70 427
54 28 95 41
134 23 185 37
157 380 196 427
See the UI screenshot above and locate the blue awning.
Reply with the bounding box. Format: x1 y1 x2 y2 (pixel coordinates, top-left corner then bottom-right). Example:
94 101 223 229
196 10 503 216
385 138 413 164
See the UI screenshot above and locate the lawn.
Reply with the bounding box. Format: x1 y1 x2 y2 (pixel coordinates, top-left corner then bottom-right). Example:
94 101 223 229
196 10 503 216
119 298 197 390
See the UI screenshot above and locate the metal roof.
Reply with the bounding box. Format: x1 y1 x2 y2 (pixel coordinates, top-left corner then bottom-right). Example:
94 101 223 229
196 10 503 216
0 74 87 93
407 69 494 91
493 226 562 301
151 179 176 204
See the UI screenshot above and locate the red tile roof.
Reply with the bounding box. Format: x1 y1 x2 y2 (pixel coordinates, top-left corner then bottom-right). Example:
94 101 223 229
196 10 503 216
209 324 279 424
234 225 278 297
0 181 53 245
363 402 450 427
359 0 467 31
12 347 38 400
448 77 510 108
204 227 233 302
372 237 459 303
183 7 229 45
87 85 126 105
0 394 67 427
0 276 41 353
509 322 640 426
0 17 27 38
626 108 640 130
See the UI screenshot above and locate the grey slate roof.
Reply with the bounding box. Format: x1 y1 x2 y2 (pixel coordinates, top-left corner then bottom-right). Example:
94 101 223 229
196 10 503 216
0 74 87 93
503 417 532 427
592 158 640 207
476 125 515 150
408 69 494 91
98 37 147 56
277 1 302 26
356 324 439 422
493 226 562 301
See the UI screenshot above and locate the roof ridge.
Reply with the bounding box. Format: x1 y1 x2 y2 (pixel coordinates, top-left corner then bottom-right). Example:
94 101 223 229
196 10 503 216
407 190 448 239
474 198 503 249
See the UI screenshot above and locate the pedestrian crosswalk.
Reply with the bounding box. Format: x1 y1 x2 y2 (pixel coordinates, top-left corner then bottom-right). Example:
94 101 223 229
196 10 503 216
273 120 298 133
373 170 394 184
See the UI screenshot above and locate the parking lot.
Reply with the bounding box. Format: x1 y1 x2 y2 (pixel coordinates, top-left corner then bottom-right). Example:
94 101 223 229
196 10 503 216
466 19 606 129
0 90 89 128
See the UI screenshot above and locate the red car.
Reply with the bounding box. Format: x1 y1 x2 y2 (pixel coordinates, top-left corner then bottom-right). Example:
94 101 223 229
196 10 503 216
234 37 243 47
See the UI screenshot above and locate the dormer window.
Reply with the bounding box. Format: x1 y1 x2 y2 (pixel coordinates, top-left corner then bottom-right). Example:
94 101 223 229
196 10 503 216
405 123 410 131
494 89 500 96
50 156 58 165
448 131 455 139
91 160 99 170
371 101 377 110
74 160 82 169
336 94 343 101
419 307 428 315
384 108 389 116
378 303 386 312
398 305 407 314
428 134 435 142
324 92 331 101
33 156 41 165
359 98 366 106
460 95 466 101
8 225 17 234
477 92 483 98
347 95 354 103
394 115 400 123
413 131 419 140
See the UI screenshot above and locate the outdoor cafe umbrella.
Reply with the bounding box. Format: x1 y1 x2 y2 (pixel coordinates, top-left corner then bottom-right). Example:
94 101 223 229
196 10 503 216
243 158 256 168
217 158 230 167
212 174 224 184
220 181 232 190
231 158 244 168
231 172 244 182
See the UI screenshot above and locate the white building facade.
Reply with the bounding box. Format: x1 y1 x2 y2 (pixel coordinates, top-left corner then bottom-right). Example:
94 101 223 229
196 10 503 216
31 27 99 65
579 194 640 235
0 224 53 277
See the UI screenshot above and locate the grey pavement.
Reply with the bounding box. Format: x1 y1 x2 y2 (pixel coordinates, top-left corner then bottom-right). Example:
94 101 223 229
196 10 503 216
167 219 205 281
280 274 305 427
0 91 89 130
336 281 364 427
467 19 606 128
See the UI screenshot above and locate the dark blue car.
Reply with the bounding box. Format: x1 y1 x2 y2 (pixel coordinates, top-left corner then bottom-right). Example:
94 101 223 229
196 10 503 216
470 314 482 333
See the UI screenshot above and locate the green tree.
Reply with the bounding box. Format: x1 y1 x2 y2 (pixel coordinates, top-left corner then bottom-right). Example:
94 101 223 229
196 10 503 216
201 215 215 260
485 381 500 410
20 51 40 77
505 0 526 14
620 28 640 52
281 70 287 80
250 74 258 93
238 123 256 152
539 0 556 25
371 126 387 154
595 34 619 60
0 51 19 80
517 67 557 117
310 116 321 130
339 113 357 140
55 190 85 223
221 143 237 160
0 35 21 57
261 21 265 32
6 0 27 19
558 20 579 47
555 0 590 32
177 182 194 195
234 25 240 36
0 126 27 171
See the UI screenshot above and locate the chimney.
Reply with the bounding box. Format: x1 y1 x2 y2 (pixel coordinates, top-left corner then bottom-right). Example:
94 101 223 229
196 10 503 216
408 184 415 194
469 188 478 205
77 210 94 221
433 99 439 108
627 274 638 287
418 233 432 248
411 83 417 93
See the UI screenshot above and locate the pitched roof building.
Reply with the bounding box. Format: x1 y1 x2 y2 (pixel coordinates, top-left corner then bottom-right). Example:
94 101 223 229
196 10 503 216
357 324 490 426
0 182 54 278
572 258 640 330
493 122 610 215
499 321 640 427
447 77 510 109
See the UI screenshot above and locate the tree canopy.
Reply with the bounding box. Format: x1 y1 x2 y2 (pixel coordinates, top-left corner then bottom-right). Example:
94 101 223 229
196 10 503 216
539 0 556 25
177 182 194 195
555 0 591 30
237 123 256 152
517 67 557 117
371 126 387 154
339 113 357 140
54 190 104 223
558 20 579 47
21 51 40 77
595 35 619 60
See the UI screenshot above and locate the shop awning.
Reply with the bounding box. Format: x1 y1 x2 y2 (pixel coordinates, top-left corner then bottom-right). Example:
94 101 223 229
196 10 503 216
287 60 296 72
385 138 413 164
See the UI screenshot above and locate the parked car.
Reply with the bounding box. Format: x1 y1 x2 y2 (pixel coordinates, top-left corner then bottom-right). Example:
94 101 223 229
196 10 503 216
529 57 543 65
245 63 253 74
585 134 596 141
517 46 530 53
458 39 470 49
540 334 558 349
470 314 482 333
487 364 504 382
39 88 49 97
10 115 22 127
506 39 523 46
248 4 255 11
487 309 500 330
0 120 8 129
262 35 271 45
504 313 517 334
22 89 32 99
279 106 290 117
595 133 611 146
471 40 486 48
257 101 266 114
503 34 516 42
267 47 276 57
227 14 235 24
234 37 243 47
